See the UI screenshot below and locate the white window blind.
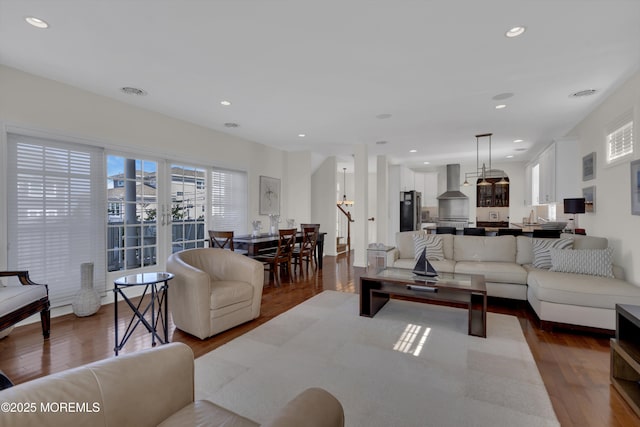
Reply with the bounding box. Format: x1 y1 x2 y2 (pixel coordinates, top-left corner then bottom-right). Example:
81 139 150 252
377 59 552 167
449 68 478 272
607 111 634 162
210 168 247 234
7 134 106 307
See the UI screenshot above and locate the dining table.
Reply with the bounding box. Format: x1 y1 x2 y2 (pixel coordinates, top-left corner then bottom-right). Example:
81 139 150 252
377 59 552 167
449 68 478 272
233 232 326 269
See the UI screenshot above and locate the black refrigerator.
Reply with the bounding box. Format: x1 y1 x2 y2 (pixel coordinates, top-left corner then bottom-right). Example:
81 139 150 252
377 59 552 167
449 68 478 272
400 191 422 231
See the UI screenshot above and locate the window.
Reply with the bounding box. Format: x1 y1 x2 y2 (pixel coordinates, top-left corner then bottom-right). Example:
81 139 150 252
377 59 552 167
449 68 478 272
170 165 207 253
7 134 106 306
106 156 158 272
607 111 634 163
210 168 247 233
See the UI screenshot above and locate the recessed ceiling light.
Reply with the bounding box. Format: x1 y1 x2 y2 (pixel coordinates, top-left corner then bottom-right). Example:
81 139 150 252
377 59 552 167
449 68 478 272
423 161 430 165
506 155 514 158
220 100 231 106
409 149 417 153
505 26 526 38
224 122 239 128
25 16 49 29
570 89 598 98
513 139 524 143
298 133 306 137
120 87 147 96
376 113 392 119
495 104 507 109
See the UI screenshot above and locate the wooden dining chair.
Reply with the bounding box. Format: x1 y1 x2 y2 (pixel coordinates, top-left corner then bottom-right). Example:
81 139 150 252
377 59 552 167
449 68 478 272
254 228 297 285
299 223 320 264
208 230 247 255
293 226 318 273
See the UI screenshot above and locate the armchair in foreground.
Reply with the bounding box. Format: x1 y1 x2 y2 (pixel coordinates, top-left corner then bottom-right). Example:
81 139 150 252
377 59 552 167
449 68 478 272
167 248 264 339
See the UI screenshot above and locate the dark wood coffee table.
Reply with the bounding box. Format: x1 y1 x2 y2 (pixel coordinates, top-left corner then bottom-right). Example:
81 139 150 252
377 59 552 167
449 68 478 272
360 268 487 338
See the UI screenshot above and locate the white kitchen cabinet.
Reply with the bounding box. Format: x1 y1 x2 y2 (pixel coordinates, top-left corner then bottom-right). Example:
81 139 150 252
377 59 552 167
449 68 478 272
530 138 579 205
538 144 556 203
414 172 438 207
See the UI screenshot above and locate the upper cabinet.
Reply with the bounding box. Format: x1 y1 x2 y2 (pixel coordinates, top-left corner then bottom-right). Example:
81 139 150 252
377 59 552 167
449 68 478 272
476 177 509 207
414 171 438 207
531 138 580 205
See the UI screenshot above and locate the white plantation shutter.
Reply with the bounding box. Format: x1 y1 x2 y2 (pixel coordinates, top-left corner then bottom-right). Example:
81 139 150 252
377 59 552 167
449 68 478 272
210 168 247 234
7 134 106 306
607 111 634 162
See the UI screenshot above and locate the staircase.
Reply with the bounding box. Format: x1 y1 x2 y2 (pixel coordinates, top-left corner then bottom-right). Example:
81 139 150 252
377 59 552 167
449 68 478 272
336 237 348 255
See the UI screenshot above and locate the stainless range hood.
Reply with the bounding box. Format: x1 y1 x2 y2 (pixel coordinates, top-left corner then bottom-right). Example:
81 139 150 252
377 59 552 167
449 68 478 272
437 164 469 221
437 164 467 200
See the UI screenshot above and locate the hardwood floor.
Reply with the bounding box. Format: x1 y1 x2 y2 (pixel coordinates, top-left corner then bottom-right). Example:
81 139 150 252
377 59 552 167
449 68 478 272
0 253 637 426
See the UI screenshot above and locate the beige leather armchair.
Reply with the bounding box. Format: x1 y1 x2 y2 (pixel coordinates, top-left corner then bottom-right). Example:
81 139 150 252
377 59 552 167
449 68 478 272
167 248 264 339
0 343 345 427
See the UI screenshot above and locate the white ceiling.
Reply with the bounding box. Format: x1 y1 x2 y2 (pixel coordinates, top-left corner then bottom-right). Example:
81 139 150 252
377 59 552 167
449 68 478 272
1 0 639 171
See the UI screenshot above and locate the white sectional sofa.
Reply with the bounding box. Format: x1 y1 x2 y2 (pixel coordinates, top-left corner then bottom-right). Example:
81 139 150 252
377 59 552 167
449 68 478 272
387 231 640 331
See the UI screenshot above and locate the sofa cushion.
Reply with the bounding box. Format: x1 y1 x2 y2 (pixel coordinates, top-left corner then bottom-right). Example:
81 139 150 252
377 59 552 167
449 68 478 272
210 281 253 310
412 234 444 261
455 261 528 285
395 231 424 260
453 235 516 262
572 234 608 250
532 238 573 269
0 285 48 317
159 400 258 427
527 269 640 309
550 247 614 278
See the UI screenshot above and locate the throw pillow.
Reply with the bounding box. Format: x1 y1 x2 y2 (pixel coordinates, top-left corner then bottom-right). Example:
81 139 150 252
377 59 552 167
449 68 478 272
413 234 444 261
532 238 573 269
550 247 614 278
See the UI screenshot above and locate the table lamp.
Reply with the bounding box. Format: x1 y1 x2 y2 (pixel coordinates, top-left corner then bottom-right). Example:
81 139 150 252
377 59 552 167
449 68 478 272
563 198 586 233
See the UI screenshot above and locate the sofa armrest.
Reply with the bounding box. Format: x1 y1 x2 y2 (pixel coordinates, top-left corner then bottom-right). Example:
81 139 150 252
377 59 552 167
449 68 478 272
386 248 399 266
167 253 213 340
0 343 195 427
261 388 344 427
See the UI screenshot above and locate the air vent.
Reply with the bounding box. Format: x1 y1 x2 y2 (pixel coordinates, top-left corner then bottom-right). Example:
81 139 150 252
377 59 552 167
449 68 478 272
120 87 147 96
375 140 388 145
224 122 239 128
570 89 597 97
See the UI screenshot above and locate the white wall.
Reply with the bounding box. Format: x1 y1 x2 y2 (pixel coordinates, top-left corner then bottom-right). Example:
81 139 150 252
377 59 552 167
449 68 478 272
284 151 312 225
311 156 337 256
566 70 640 285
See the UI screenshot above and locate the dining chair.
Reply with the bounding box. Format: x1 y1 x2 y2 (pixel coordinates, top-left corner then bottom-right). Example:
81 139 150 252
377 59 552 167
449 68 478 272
208 230 248 255
436 226 457 235
532 229 562 238
463 227 486 236
254 228 297 285
293 226 318 273
497 228 523 236
299 223 320 263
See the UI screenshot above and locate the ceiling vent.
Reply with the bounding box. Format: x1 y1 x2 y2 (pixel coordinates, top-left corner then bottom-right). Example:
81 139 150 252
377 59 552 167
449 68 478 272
224 122 239 128
570 89 597 98
120 87 147 96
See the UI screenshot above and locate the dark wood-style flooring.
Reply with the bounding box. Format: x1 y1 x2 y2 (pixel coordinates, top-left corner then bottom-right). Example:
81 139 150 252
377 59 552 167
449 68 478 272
0 253 637 426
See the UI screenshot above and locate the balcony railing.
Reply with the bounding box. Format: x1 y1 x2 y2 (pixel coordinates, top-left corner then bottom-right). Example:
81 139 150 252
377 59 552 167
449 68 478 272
107 220 206 272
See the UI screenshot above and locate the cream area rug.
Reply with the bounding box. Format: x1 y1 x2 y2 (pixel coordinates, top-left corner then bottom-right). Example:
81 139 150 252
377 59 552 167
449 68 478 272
195 290 559 427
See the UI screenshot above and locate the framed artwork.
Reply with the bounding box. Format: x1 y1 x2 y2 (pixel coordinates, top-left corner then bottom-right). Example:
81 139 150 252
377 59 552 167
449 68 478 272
631 160 640 216
489 211 499 221
259 176 280 215
582 152 596 181
582 186 595 213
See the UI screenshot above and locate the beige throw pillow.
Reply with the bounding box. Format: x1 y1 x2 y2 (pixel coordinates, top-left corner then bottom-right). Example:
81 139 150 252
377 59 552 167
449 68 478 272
413 234 444 261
